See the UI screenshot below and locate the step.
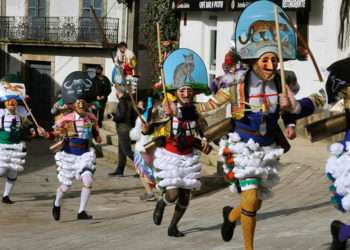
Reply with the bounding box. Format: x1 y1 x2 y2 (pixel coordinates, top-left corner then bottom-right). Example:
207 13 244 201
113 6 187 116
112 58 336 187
99 128 118 146
102 120 117 134
101 144 118 164
101 144 134 169
200 150 219 176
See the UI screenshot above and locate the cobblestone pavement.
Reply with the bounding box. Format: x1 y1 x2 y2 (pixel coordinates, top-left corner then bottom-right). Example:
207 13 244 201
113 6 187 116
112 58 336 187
0 138 348 250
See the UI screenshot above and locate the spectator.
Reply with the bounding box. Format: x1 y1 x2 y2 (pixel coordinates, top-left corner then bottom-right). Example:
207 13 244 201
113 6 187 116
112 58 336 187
108 86 136 177
115 42 137 77
93 65 112 127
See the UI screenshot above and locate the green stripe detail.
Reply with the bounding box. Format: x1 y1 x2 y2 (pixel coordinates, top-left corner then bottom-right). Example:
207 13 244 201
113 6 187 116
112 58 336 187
239 178 260 187
0 130 22 144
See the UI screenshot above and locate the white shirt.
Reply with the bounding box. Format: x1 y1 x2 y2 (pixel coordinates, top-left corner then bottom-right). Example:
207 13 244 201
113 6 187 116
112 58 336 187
0 109 21 132
115 49 135 66
247 71 279 114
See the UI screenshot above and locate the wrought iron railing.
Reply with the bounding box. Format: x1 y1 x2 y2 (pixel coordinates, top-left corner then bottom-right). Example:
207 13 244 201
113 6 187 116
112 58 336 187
0 16 119 44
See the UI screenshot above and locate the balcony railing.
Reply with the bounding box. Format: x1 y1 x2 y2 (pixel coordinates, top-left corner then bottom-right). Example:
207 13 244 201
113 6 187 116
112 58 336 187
0 16 119 45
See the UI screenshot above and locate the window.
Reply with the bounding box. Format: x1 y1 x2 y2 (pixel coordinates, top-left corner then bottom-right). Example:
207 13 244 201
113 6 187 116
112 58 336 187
28 0 46 17
209 29 217 71
82 0 103 17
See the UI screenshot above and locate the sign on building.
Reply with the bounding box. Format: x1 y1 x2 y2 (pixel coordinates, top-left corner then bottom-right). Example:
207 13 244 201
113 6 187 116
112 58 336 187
175 0 227 10
174 0 310 11
230 0 309 10
282 0 307 9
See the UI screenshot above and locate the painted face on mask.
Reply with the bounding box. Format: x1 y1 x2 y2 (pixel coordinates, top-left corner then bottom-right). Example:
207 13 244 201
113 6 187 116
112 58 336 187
74 99 88 116
5 98 18 114
176 86 194 106
252 52 279 81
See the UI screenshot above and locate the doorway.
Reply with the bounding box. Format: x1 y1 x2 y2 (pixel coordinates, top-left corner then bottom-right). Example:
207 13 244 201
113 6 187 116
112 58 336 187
26 61 53 127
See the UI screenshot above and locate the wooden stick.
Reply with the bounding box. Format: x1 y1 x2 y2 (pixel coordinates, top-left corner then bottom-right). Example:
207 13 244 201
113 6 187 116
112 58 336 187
156 23 170 107
21 96 40 128
122 82 147 124
156 22 174 118
274 6 286 96
278 12 323 82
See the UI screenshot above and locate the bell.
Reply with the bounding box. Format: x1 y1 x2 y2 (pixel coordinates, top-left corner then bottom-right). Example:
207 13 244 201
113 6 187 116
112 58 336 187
203 118 233 142
64 121 78 137
305 113 347 142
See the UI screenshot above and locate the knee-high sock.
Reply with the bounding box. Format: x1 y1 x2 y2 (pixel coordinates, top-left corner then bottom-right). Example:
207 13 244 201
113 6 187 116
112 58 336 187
4 169 17 197
55 185 70 207
228 206 241 223
240 189 262 250
79 187 91 213
3 180 15 197
169 204 187 228
79 174 93 213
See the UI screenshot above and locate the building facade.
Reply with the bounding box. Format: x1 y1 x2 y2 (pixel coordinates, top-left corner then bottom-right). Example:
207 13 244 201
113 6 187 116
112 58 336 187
0 0 136 124
177 0 350 98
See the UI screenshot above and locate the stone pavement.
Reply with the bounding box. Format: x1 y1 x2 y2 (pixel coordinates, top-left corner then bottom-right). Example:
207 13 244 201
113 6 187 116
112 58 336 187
0 137 349 250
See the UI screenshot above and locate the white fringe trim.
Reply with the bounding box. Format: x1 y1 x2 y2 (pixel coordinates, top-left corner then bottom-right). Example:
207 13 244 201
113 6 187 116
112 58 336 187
219 132 283 200
55 149 96 186
0 142 26 172
325 142 350 211
153 148 202 190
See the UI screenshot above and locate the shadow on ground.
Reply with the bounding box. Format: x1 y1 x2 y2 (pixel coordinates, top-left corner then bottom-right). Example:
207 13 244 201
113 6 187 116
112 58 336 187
183 201 330 235
23 138 55 175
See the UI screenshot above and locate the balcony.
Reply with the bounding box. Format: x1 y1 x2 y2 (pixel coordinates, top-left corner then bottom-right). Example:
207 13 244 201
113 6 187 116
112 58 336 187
0 16 119 47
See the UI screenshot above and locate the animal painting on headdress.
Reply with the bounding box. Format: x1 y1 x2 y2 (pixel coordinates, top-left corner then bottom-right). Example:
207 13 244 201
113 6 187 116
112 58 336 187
163 48 208 91
0 81 26 102
238 20 289 45
173 54 195 88
234 0 296 60
62 71 96 104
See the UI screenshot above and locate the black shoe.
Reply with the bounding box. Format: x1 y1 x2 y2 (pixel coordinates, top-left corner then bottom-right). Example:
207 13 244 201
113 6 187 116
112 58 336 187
168 226 185 237
108 172 124 177
153 200 166 225
133 174 140 178
221 206 236 242
52 203 61 221
2 196 14 204
330 220 347 250
77 211 93 220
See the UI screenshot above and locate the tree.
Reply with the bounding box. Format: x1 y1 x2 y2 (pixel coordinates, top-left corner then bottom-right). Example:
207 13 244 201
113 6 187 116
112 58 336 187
141 0 180 81
339 0 350 49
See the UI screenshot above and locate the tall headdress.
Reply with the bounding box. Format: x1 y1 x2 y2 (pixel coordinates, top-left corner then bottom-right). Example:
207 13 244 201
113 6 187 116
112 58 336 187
234 0 297 60
0 74 26 102
61 71 96 104
325 57 350 104
163 48 208 91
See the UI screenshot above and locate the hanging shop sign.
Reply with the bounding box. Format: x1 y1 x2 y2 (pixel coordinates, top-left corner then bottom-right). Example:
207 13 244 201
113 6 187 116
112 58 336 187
229 0 310 10
174 0 227 10
174 0 310 11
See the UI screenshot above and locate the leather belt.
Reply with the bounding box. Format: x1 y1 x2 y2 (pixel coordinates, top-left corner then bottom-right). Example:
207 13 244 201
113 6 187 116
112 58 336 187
236 127 272 137
68 142 89 149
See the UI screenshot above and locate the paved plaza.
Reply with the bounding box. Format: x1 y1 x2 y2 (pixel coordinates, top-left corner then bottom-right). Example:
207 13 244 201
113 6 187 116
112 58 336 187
0 137 348 250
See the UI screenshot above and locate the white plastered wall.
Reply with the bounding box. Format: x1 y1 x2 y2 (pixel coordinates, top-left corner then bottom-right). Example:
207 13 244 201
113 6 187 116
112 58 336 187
54 56 79 87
